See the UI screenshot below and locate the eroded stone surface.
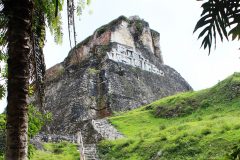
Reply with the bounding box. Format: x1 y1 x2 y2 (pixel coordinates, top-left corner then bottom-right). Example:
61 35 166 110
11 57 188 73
111 21 135 48
36 16 192 144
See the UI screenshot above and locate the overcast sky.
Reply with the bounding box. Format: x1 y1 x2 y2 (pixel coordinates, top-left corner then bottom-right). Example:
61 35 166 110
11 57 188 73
0 0 239 112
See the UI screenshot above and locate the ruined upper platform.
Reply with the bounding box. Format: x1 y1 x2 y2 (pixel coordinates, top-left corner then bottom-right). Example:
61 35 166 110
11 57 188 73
66 15 162 65
47 16 164 80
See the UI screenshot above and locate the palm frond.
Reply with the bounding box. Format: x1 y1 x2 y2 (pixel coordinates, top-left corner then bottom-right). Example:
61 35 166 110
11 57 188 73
36 0 63 44
194 0 233 54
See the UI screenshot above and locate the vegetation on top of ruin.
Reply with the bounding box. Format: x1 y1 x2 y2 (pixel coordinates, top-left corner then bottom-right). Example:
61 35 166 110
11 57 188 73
67 15 154 56
67 16 129 56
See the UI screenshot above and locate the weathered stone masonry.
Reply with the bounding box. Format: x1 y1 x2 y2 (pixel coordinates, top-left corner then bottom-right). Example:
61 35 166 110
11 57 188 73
38 16 192 146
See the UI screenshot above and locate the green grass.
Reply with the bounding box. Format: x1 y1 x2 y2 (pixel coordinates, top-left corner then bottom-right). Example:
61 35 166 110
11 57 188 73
32 141 79 160
98 72 240 160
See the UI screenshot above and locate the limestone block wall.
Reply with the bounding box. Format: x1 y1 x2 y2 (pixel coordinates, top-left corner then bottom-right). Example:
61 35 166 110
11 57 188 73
110 21 135 49
65 30 111 67
140 27 154 53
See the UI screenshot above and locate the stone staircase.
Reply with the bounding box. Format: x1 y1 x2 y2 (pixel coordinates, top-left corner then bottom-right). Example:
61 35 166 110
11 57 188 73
91 118 124 140
77 132 99 160
83 144 98 160
77 119 123 160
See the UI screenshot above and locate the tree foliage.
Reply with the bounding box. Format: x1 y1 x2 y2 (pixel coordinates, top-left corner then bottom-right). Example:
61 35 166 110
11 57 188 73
0 0 90 103
0 64 6 100
0 0 7 100
0 104 51 158
194 0 240 54
28 104 52 138
0 0 90 159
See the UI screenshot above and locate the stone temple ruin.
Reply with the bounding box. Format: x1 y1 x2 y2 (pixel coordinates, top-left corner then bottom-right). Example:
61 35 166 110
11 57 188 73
107 43 164 76
33 16 192 160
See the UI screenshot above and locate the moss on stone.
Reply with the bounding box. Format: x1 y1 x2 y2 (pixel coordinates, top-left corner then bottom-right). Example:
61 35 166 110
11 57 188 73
87 68 100 75
150 29 160 37
135 20 144 34
95 45 110 58
96 27 107 38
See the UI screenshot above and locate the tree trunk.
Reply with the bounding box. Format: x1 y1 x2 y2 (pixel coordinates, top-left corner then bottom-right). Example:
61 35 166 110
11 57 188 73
3 0 33 159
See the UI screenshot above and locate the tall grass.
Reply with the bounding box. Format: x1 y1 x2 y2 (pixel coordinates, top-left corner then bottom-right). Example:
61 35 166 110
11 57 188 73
32 141 79 160
98 73 240 159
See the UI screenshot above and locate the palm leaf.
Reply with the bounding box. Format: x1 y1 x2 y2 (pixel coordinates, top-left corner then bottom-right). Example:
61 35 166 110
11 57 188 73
201 1 214 16
198 26 211 39
215 20 223 42
212 24 217 48
216 13 229 40
194 0 235 54
229 24 240 40
193 14 212 33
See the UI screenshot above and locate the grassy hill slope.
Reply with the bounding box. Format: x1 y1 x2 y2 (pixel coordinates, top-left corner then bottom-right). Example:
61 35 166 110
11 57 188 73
98 72 240 160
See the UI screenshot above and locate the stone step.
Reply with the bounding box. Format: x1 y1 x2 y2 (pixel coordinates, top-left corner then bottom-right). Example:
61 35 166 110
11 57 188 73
85 158 97 160
85 155 96 158
85 157 97 160
84 144 96 146
84 147 96 149
85 154 96 156
84 151 96 154
78 119 123 160
84 148 96 150
82 143 98 160
84 149 96 152
85 155 96 157
85 149 96 150
84 149 97 154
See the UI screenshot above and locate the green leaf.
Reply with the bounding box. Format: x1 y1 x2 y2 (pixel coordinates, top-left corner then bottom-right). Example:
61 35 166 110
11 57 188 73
214 19 224 41
216 14 229 40
229 24 240 40
193 15 212 33
204 37 209 49
198 26 211 39
201 1 213 16
212 25 217 48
